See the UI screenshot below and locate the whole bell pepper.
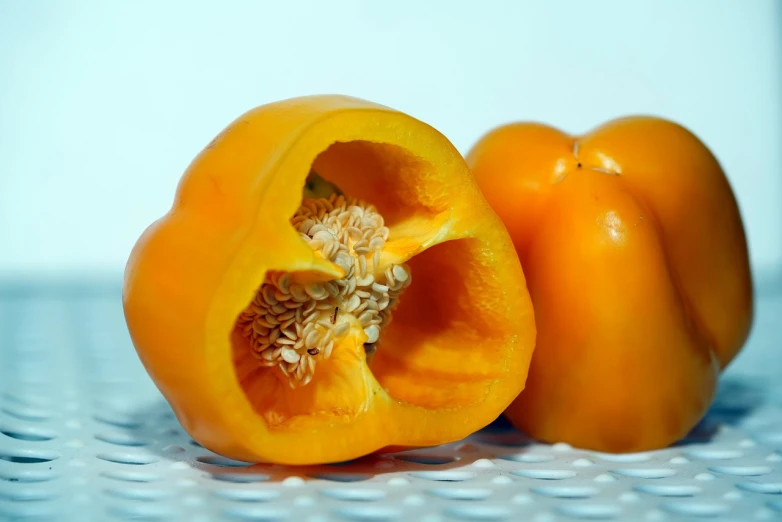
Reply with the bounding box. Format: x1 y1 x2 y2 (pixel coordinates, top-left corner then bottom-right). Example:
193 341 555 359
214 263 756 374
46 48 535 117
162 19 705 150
123 95 536 465
467 116 752 452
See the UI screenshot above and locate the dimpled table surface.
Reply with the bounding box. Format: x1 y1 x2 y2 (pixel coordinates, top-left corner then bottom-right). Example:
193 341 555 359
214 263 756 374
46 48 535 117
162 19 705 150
0 282 781 522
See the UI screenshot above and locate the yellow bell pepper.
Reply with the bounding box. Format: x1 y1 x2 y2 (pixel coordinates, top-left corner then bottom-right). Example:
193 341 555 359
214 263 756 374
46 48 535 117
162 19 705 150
123 95 536 464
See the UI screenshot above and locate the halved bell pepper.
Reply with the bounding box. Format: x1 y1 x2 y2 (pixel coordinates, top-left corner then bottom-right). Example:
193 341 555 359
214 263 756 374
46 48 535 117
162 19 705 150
123 95 536 464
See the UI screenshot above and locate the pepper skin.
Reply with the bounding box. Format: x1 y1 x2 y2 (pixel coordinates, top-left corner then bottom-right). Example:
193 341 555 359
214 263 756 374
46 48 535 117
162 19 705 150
123 95 536 464
467 116 752 452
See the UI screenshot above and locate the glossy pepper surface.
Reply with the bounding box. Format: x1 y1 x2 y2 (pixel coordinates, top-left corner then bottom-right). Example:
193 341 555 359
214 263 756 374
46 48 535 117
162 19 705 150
467 116 752 452
123 95 536 465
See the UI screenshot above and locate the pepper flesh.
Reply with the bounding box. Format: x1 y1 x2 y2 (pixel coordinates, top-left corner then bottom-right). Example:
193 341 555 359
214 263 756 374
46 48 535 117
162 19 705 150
123 95 536 464
467 117 752 452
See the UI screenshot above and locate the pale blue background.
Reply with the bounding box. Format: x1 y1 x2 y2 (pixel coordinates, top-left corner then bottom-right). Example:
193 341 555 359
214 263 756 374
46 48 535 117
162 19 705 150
1 0 780 286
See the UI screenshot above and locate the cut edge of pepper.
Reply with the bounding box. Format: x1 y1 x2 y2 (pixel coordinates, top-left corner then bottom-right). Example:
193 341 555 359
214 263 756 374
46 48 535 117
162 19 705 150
200 105 526 463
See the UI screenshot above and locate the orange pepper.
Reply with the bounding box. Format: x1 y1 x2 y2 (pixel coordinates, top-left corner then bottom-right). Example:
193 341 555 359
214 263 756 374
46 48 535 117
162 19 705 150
467 117 752 452
123 95 536 465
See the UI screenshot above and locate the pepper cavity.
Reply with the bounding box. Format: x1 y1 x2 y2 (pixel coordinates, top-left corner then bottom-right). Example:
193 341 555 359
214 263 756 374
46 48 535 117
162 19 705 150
237 192 412 388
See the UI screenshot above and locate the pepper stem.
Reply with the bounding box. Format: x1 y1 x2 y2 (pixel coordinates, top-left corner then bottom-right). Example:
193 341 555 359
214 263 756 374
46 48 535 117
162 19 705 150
304 170 343 199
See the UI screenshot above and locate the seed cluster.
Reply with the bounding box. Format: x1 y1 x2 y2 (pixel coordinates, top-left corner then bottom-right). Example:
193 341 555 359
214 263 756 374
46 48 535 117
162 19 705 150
237 194 412 387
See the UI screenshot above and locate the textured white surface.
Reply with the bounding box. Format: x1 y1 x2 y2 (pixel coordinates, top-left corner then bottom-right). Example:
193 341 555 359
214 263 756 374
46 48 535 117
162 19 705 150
0 286 780 522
